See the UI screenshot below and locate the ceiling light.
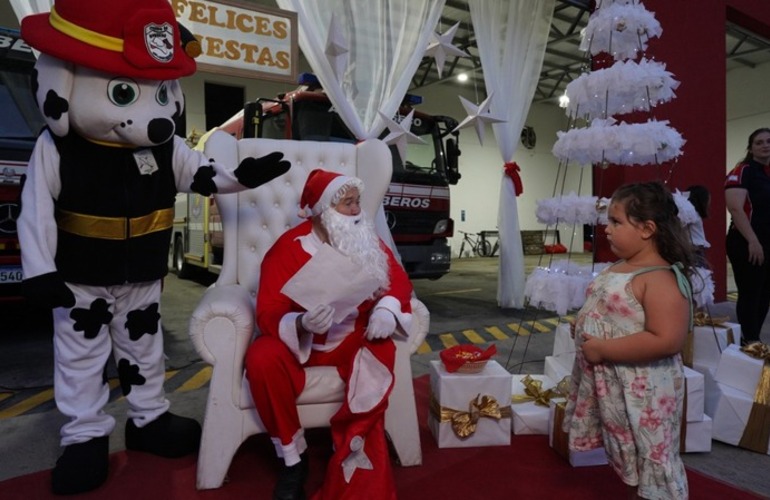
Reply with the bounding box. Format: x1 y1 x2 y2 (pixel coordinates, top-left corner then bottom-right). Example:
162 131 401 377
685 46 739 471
457 73 468 82
558 93 569 108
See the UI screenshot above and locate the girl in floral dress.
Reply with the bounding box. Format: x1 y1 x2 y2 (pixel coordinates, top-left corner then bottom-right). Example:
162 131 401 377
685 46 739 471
563 182 695 500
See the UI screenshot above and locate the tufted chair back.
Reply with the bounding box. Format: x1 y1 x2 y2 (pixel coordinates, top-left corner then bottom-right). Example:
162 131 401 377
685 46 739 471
204 131 392 303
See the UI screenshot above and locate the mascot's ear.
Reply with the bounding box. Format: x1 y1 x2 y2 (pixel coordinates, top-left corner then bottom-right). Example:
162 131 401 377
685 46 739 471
34 54 74 137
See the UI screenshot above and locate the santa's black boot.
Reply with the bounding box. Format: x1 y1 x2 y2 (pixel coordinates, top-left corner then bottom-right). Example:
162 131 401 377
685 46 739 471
51 436 109 495
273 453 309 500
125 411 201 458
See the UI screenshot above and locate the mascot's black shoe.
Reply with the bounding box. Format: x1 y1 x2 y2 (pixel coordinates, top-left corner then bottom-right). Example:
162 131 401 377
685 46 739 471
125 412 201 458
51 436 109 495
273 453 309 500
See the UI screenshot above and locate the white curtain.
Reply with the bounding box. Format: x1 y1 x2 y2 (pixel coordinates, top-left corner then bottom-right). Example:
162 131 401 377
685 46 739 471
468 0 555 308
275 0 445 140
9 0 52 20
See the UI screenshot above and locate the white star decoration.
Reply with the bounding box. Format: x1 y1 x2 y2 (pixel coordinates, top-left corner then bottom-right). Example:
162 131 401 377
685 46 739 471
452 92 506 145
379 110 427 163
325 13 349 81
424 22 469 78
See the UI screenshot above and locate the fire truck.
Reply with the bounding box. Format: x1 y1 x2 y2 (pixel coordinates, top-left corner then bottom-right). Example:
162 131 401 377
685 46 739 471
172 74 461 280
0 28 42 301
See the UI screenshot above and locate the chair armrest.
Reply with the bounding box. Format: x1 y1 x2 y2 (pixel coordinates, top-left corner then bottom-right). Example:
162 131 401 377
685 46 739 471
406 297 430 354
189 284 255 367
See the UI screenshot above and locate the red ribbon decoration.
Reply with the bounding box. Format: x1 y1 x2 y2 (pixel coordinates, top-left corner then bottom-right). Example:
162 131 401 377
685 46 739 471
504 162 523 196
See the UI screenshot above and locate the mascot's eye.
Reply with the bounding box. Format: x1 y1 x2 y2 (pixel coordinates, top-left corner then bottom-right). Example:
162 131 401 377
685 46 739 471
107 78 140 106
156 82 169 106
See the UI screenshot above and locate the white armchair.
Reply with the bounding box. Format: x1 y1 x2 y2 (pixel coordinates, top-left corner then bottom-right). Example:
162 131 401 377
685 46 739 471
188 131 429 490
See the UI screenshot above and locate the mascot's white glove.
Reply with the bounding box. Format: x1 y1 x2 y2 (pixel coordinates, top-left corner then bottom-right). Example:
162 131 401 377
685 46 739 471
366 308 397 340
301 304 335 334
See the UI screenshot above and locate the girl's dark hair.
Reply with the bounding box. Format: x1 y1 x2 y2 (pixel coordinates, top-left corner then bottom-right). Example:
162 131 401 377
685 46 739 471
685 185 710 219
742 128 770 163
611 181 695 272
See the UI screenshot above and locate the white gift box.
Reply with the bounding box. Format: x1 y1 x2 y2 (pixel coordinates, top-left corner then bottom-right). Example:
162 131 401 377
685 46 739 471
544 355 572 384
548 400 608 466
552 323 576 369
693 322 741 367
683 366 705 423
711 382 770 455
428 360 512 448
511 374 557 435
715 344 765 395
692 362 723 417
683 415 712 453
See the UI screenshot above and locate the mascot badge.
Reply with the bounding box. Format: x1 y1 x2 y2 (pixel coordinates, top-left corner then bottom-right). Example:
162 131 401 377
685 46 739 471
18 0 291 494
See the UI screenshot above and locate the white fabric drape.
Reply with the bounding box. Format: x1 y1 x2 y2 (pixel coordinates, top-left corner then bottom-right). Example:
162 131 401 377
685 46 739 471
9 0 52 21
468 0 555 308
275 0 445 140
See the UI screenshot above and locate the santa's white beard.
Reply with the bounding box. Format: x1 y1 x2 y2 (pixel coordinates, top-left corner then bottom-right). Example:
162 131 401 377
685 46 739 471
322 209 390 292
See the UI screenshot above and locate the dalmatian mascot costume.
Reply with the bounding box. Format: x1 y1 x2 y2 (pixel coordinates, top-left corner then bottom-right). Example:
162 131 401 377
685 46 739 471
17 0 290 494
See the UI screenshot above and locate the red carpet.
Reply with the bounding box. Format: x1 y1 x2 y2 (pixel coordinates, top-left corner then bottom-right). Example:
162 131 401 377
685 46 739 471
0 375 762 499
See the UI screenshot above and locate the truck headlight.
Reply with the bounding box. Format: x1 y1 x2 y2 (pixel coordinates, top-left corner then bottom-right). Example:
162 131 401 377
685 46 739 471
433 219 449 234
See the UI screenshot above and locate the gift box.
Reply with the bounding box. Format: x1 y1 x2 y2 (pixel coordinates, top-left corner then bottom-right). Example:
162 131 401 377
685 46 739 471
682 415 712 453
692 362 723 417
544 355 572 384
511 374 567 435
715 344 765 395
552 323 576 369
693 321 741 368
548 400 608 466
428 360 512 448
683 366 705 423
711 382 770 455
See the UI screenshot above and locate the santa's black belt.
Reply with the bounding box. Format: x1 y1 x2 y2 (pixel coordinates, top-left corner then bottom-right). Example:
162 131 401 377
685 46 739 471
55 208 174 240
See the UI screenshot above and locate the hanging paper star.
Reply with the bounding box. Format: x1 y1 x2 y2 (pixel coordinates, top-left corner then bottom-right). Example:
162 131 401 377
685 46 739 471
378 110 427 163
424 22 469 78
452 93 506 145
325 13 349 81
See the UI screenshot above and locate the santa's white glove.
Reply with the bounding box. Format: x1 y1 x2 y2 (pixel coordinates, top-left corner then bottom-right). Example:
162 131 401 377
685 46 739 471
365 308 397 340
301 304 335 334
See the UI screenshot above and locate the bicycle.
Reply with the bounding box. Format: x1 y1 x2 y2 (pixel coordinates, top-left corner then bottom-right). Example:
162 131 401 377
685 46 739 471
458 230 493 258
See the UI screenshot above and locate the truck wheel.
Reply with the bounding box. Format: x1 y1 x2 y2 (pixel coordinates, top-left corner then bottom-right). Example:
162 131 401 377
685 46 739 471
174 236 192 279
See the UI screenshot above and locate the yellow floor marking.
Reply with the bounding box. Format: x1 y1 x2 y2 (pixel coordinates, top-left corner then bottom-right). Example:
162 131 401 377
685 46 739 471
439 333 460 348
541 317 560 326
416 341 432 354
485 326 510 340
507 323 529 336
430 288 483 296
177 366 212 392
531 321 552 333
0 393 11 403
0 388 54 418
462 329 486 344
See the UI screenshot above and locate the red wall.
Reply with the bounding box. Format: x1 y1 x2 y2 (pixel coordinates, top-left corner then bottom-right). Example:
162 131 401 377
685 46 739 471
592 0 769 302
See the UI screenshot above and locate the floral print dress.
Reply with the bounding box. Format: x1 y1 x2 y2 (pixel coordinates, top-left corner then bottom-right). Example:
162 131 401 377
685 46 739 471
563 265 689 500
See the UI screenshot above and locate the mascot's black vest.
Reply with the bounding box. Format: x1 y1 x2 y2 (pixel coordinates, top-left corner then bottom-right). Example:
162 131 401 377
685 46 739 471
53 131 176 285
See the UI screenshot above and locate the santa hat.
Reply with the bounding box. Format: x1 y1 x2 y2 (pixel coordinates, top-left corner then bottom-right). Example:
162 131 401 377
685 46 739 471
21 0 197 80
299 169 363 218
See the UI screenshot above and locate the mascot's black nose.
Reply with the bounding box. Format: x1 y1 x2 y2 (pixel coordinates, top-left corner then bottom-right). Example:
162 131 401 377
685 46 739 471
147 118 175 144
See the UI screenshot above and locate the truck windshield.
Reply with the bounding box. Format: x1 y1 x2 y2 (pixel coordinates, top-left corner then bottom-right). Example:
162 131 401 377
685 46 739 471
0 68 44 140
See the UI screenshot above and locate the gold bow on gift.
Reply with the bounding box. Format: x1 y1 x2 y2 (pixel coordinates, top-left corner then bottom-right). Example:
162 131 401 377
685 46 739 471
511 375 570 408
693 311 730 328
430 393 512 439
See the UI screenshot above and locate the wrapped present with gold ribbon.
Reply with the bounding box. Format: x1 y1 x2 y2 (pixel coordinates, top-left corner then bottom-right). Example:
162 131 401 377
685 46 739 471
683 366 705 423
692 312 741 368
548 400 608 466
712 342 770 454
545 355 572 384
552 322 576 370
511 374 568 435
715 344 766 395
681 415 713 453
428 360 512 448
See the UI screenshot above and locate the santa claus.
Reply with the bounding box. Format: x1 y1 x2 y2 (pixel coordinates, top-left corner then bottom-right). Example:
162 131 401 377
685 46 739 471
245 169 413 500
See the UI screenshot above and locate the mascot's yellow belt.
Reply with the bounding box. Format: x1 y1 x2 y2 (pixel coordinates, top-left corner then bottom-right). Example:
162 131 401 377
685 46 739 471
56 208 173 240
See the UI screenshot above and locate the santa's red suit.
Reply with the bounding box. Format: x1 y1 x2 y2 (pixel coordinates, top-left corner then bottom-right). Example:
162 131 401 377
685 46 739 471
245 219 413 500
